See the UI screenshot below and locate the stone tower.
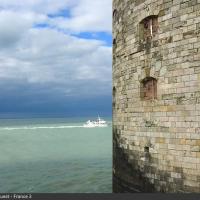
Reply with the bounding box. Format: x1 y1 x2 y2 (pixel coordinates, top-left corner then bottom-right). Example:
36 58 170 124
113 0 200 192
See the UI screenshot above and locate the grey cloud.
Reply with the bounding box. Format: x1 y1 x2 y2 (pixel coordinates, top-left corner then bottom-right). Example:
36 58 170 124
0 27 112 96
0 0 112 114
0 10 46 48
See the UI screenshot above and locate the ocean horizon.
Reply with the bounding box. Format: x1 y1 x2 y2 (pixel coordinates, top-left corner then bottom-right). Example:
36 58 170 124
0 116 112 193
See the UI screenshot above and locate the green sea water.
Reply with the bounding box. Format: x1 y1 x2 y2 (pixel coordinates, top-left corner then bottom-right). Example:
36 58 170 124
0 117 112 193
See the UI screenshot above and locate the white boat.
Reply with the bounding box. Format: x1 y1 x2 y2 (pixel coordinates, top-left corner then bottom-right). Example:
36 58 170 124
83 116 108 128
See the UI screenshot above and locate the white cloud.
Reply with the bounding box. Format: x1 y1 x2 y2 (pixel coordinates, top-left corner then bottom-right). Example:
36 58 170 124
0 27 112 96
48 0 112 33
0 0 112 98
0 0 112 33
0 0 74 14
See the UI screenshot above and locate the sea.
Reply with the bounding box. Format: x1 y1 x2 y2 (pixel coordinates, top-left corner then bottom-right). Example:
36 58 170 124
0 117 112 193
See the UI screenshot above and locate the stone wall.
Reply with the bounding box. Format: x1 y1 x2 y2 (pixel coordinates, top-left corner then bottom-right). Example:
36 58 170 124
113 0 200 192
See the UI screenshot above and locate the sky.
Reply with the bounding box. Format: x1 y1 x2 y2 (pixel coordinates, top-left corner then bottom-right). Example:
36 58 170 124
0 0 112 117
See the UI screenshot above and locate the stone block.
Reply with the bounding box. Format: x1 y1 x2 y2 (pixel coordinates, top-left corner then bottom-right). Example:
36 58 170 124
113 0 200 193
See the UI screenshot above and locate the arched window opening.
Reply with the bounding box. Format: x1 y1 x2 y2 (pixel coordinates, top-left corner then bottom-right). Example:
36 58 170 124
113 9 117 18
140 77 157 100
139 15 158 41
113 9 118 23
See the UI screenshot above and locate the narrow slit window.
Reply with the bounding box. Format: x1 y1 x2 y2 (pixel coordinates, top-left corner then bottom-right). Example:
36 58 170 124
141 77 157 100
113 38 116 46
113 87 116 107
113 9 118 23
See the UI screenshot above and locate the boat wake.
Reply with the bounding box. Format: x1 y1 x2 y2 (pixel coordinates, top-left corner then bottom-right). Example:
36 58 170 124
0 125 85 130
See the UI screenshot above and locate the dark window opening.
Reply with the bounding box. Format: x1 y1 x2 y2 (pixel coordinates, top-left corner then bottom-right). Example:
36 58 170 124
140 77 157 100
113 9 117 17
113 9 118 23
144 146 149 153
113 87 116 107
139 15 158 41
144 146 150 160
113 38 116 45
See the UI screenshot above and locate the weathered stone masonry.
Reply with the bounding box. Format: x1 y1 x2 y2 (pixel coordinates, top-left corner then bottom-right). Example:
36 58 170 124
113 0 200 192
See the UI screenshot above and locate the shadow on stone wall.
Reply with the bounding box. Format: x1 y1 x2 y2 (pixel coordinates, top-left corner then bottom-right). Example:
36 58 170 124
113 126 199 193
113 126 155 192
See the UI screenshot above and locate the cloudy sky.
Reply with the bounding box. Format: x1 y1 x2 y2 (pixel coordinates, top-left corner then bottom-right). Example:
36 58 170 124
0 0 112 117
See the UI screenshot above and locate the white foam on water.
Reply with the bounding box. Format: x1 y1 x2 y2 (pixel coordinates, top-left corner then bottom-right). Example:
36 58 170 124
0 125 84 130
